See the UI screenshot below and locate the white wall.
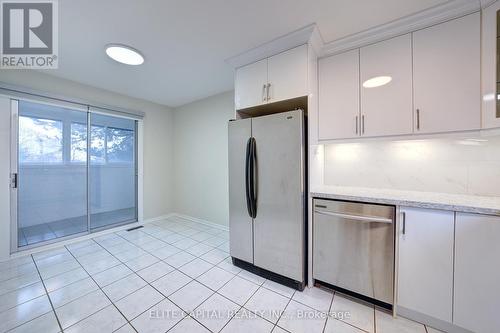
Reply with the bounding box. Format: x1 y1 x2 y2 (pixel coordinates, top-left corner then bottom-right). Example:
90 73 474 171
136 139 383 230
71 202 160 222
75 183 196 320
323 136 500 196
172 91 234 226
0 71 174 258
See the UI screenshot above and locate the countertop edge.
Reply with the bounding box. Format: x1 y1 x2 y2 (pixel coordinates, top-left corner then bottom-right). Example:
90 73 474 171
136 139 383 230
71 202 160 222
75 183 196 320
310 191 500 216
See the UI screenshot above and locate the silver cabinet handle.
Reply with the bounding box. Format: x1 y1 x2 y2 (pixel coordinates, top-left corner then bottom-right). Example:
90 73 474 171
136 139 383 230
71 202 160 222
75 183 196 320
416 109 420 130
262 84 267 102
266 83 271 101
402 211 406 235
355 116 359 135
314 210 393 224
361 115 365 135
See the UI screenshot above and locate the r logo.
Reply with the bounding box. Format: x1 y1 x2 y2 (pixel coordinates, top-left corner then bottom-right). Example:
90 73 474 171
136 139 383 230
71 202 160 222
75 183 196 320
2 2 53 54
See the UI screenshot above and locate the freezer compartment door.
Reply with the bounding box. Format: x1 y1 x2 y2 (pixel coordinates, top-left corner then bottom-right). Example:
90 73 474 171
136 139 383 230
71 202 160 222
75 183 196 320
252 110 305 282
228 118 253 263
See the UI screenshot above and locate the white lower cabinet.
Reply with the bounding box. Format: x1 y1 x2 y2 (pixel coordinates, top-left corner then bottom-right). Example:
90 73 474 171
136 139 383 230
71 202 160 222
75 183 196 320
397 207 454 322
454 213 500 333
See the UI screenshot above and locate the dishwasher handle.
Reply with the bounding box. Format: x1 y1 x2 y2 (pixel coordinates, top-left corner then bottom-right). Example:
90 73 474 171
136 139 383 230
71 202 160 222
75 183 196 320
314 210 393 224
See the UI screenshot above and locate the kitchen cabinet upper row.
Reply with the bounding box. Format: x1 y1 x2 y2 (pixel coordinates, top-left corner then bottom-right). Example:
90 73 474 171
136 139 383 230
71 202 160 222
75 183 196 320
235 44 309 110
318 13 481 140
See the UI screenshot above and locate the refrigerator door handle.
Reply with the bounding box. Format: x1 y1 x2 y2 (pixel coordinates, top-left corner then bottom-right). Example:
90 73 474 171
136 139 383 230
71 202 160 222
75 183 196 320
245 137 254 218
250 137 257 218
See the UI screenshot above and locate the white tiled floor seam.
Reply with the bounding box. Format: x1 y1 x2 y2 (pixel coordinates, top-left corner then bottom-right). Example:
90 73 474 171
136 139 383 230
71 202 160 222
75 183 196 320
8 227 330 332
63 240 142 332
255 284 296 333
94 230 219 332
0 217 435 333
64 222 235 332
28 255 64 332
108 229 273 333
88 223 279 332
214 276 266 333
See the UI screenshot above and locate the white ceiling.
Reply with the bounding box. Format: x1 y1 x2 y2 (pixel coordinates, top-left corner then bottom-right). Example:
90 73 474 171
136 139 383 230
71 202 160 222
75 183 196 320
44 0 449 108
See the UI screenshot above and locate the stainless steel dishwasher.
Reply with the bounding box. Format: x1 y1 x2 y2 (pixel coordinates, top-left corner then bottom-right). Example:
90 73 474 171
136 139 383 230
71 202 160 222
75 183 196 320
313 199 395 308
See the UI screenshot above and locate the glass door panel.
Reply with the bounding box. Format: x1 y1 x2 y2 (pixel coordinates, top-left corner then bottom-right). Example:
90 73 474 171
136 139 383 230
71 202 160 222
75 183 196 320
89 113 137 230
17 101 88 247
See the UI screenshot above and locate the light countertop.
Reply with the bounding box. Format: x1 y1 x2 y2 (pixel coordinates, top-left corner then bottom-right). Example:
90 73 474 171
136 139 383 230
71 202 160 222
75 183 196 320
310 185 500 216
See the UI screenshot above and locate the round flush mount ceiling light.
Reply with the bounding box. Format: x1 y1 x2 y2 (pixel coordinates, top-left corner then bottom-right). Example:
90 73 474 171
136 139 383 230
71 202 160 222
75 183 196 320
362 76 392 88
105 44 144 65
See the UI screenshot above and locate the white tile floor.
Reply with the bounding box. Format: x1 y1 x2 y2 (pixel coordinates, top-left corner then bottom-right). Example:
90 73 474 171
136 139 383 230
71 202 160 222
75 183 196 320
0 216 443 333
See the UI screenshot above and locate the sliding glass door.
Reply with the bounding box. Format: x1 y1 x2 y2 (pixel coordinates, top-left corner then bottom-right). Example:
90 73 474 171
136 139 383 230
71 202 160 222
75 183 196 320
90 113 137 230
12 100 138 249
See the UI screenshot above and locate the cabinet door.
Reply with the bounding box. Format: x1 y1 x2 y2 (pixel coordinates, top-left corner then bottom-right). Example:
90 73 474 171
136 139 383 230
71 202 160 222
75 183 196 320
318 50 360 140
398 207 454 322
267 44 308 103
454 213 500 333
481 1 500 129
360 34 413 137
413 13 480 134
235 58 268 110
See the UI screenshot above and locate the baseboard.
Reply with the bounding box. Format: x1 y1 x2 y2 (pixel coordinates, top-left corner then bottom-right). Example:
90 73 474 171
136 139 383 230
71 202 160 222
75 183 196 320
170 213 229 231
143 213 175 224
397 306 474 333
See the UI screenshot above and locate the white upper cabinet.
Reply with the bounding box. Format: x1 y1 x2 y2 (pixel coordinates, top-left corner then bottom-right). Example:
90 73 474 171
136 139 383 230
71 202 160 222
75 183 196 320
234 45 309 110
318 50 360 140
360 34 413 137
454 212 500 333
481 1 500 129
235 59 268 110
413 13 481 134
268 45 308 103
397 207 454 323
316 13 482 140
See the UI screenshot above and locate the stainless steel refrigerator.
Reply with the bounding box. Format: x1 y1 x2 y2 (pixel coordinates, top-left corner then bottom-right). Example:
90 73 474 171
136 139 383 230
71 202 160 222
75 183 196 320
228 109 306 290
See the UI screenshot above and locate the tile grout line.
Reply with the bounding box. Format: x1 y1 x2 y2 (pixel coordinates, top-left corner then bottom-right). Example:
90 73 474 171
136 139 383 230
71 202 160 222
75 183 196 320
64 239 139 333
114 225 227 277
122 225 248 333
7 220 242 332
0 281 42 314
30 253 65 333
143 221 303 332
271 284 296 332
99 232 207 330
9 217 420 333
238 282 287 332
321 291 335 333
105 231 218 332
327 291 375 333
216 274 264 333
139 221 227 252
8 220 249 332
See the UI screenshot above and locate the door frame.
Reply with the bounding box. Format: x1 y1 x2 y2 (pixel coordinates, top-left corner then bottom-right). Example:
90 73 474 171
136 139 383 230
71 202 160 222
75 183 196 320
9 97 142 253
10 99 18 255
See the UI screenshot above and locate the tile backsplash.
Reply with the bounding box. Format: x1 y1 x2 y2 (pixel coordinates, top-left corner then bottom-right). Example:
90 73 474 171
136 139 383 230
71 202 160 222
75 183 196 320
323 136 500 197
